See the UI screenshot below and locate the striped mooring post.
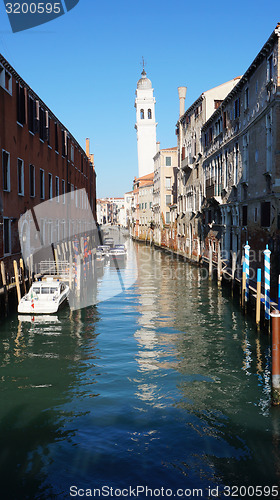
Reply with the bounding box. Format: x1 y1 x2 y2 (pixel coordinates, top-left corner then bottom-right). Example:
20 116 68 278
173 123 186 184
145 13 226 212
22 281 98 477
244 241 250 303
256 268 261 328
270 309 280 405
264 244 271 321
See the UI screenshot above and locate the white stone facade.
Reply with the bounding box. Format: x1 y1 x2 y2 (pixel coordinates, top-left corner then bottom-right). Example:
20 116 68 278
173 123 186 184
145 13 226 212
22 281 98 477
135 69 157 177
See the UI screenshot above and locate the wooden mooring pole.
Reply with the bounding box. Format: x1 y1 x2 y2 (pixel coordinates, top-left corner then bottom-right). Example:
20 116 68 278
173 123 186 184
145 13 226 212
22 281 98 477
217 242 222 285
13 260 21 304
271 310 280 405
242 261 246 310
1 260 8 316
232 252 236 294
19 258 26 295
209 244 213 281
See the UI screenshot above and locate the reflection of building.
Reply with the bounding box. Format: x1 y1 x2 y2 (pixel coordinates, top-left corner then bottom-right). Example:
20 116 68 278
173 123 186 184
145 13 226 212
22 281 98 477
153 145 177 247
0 53 96 276
135 66 157 177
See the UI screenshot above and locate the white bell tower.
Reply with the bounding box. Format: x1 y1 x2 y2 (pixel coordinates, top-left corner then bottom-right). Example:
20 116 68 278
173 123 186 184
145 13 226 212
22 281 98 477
135 66 157 177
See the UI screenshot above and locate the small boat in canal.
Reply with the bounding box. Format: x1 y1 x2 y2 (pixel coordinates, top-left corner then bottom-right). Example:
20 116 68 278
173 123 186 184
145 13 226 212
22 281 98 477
108 246 127 263
18 278 69 314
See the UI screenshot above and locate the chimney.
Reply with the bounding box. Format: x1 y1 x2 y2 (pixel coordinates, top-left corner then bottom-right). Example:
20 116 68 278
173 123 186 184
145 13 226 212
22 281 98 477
156 141 160 153
86 138 90 158
178 86 187 117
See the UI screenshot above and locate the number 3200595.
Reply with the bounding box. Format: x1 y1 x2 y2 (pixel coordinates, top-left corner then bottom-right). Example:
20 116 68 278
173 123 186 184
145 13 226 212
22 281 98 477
6 3 61 14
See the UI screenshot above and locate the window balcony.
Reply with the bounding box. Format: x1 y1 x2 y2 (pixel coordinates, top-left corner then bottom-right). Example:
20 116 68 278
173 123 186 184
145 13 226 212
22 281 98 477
205 180 222 202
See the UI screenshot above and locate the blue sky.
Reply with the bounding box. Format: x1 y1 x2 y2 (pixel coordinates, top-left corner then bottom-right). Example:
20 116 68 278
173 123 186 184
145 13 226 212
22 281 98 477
0 1 279 197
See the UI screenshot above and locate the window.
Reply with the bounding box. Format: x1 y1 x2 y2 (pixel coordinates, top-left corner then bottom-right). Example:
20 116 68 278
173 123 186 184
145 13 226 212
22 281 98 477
165 177 171 189
46 112 50 145
71 144 74 163
61 179 65 204
165 212 171 224
40 169 45 199
223 111 227 129
55 123 59 152
55 176 59 199
39 107 45 141
214 100 223 110
267 54 273 82
234 98 240 119
140 109 144 119
3 218 11 255
148 109 152 119
61 130 67 157
2 150 10 191
234 143 239 185
243 135 249 182
28 96 35 133
16 82 26 125
266 111 272 173
48 173 52 200
166 195 172 205
29 164 35 197
165 156 171 166
242 205 248 226
0 66 12 93
244 88 249 110
17 158 24 195
81 153 83 173
261 202 270 227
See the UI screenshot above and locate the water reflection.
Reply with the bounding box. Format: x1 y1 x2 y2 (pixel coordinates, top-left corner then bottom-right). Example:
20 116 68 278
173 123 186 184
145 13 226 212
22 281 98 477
0 241 278 496
0 306 100 499
132 244 275 487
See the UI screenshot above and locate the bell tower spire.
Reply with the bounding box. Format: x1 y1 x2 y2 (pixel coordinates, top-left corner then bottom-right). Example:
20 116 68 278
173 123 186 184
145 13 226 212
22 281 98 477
134 64 157 177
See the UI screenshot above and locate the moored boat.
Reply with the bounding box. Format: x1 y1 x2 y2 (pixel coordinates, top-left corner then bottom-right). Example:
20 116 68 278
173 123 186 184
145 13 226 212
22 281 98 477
18 278 69 314
108 246 127 263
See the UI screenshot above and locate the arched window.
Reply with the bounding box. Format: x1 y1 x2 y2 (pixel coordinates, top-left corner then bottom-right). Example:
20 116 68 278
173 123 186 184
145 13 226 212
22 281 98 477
148 109 152 119
140 109 144 119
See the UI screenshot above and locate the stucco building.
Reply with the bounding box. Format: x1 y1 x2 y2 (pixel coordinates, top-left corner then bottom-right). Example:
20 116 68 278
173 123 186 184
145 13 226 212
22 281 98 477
153 145 177 247
138 175 154 241
176 78 241 261
200 23 280 290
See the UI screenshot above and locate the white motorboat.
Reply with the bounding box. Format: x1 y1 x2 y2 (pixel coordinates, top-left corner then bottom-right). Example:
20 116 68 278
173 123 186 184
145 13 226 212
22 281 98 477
108 247 127 262
18 278 69 314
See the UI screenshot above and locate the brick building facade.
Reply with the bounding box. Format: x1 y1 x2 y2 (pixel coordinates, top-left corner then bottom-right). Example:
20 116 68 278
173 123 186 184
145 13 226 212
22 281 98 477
0 54 96 277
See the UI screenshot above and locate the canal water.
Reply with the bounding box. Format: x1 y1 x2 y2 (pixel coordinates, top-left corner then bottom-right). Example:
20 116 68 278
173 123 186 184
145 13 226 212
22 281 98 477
0 242 279 499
